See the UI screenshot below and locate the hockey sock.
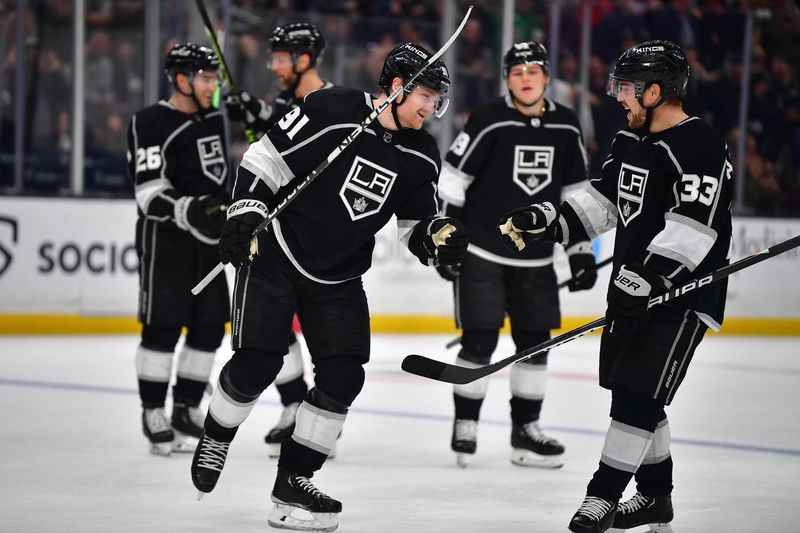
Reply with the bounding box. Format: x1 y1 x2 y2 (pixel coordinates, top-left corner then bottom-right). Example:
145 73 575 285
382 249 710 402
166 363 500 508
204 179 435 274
453 349 491 420
276 378 308 406
135 345 173 408
509 360 547 424
279 388 347 477
636 415 673 496
587 420 654 501
175 345 216 404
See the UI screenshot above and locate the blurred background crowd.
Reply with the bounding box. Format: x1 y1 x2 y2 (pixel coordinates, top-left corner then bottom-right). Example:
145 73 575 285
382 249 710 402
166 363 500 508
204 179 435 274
1 0 799 217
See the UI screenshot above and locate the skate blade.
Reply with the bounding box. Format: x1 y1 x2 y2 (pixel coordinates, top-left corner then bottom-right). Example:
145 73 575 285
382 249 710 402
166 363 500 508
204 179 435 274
608 523 673 533
455 453 471 468
268 503 338 532
196 490 205 501
172 434 199 453
510 449 564 469
149 442 172 457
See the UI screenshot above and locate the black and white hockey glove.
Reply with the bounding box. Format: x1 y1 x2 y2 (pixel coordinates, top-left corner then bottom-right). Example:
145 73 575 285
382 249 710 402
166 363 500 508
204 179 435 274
497 202 562 252
606 263 667 332
225 90 273 136
428 218 469 266
566 241 597 292
219 198 268 268
174 195 228 240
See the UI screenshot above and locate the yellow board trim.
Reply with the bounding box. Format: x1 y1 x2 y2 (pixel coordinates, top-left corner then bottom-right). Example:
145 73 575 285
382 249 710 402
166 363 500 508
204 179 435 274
0 314 798 336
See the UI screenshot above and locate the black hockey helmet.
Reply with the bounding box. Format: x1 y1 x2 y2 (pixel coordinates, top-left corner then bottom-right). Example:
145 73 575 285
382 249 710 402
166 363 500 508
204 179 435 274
503 41 549 77
270 22 325 67
607 40 689 101
378 42 450 118
164 42 219 84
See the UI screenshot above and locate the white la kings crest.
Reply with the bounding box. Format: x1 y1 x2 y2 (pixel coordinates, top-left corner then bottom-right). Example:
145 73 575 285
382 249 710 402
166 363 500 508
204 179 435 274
513 145 553 195
339 156 397 221
617 163 649 226
197 135 227 185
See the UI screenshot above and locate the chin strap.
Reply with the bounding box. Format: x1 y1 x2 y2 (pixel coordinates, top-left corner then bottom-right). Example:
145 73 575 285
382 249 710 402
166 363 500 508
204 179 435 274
386 88 409 131
174 74 204 112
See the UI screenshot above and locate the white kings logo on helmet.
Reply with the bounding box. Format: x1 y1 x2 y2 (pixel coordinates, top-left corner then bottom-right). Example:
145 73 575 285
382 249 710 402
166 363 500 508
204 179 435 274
636 45 665 53
286 29 312 40
403 44 429 60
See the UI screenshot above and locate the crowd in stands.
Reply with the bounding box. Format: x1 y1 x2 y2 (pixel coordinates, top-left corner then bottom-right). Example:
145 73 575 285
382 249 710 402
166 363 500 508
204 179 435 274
1 0 798 215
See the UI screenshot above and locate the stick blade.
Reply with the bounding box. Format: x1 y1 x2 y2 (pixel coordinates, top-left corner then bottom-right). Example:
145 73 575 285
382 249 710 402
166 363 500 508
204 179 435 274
401 355 474 385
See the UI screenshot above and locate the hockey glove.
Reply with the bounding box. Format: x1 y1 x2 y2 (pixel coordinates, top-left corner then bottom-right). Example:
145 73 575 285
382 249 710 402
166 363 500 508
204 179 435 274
497 202 562 253
225 90 273 136
606 263 667 332
174 195 228 240
435 263 461 282
566 241 597 292
428 218 469 266
219 198 268 268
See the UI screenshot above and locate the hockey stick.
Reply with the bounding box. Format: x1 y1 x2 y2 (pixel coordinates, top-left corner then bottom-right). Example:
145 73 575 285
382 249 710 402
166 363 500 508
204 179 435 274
443 255 614 349
191 6 475 296
194 0 256 143
405 233 800 384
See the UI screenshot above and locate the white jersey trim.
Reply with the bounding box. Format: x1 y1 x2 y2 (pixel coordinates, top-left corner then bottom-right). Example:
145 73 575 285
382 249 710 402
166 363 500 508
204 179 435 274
135 177 171 214
544 123 588 172
565 184 617 239
467 244 553 267
648 213 717 271
458 120 525 171
561 180 588 202
273 219 357 285
395 144 439 175
240 135 295 194
438 161 475 207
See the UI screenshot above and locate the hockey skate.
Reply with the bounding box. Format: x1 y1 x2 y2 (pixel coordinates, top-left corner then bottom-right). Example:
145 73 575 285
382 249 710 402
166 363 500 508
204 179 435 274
142 407 175 456
510 421 565 468
171 402 204 453
568 495 617 533
265 402 300 458
191 430 230 500
268 469 341 532
608 493 674 532
451 419 477 468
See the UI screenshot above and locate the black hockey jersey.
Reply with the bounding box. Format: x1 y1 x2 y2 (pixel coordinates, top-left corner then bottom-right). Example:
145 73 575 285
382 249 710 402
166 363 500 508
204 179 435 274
439 96 588 265
564 116 733 330
234 86 441 282
127 100 229 243
254 82 334 139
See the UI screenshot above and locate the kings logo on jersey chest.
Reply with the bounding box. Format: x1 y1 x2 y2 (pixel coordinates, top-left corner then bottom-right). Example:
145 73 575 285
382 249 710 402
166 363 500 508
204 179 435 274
196 135 227 185
339 156 398 221
513 145 553 195
617 163 649 226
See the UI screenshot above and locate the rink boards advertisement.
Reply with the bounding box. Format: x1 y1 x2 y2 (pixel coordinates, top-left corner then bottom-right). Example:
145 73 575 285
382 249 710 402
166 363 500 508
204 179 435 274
0 197 798 333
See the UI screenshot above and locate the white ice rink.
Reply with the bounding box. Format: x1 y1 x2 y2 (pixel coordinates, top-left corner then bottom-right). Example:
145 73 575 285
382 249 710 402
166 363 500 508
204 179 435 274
1 333 799 532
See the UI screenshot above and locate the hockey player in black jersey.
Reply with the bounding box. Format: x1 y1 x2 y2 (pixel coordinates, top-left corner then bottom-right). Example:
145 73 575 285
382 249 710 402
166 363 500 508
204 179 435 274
438 41 596 469
190 43 468 531
227 22 335 460
497 40 733 533
126 43 230 456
